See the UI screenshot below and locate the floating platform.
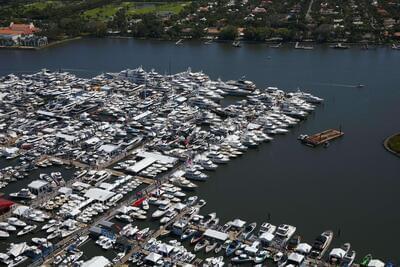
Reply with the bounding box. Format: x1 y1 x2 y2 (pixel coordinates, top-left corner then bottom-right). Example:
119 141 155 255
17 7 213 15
301 129 344 147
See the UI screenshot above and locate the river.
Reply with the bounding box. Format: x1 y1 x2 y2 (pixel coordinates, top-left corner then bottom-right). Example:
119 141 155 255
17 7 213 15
1 38 400 262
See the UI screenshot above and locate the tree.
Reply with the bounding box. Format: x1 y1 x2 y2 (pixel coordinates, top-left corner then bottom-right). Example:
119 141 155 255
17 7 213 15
218 25 237 40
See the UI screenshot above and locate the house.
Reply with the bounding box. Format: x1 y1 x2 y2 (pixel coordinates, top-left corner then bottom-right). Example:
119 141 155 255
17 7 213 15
0 22 47 47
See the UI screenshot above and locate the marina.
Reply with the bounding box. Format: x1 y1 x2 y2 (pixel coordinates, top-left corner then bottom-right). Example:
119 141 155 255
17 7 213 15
0 65 392 267
0 38 400 264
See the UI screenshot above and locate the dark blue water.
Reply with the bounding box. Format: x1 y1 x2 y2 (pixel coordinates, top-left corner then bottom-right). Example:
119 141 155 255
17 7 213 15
1 38 400 262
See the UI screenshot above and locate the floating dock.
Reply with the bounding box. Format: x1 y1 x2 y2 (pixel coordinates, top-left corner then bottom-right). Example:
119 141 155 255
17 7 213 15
302 129 344 147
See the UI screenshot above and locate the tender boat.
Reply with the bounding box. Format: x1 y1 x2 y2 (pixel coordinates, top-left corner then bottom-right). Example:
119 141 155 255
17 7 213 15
240 222 257 239
194 238 209 252
226 240 241 256
231 253 253 264
17 225 37 236
310 230 334 259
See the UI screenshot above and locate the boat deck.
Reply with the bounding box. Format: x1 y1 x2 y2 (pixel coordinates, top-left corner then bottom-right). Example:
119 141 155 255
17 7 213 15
302 129 344 147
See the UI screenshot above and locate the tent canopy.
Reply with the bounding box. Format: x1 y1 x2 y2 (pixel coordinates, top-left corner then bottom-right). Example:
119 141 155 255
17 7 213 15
295 243 312 254
145 252 162 263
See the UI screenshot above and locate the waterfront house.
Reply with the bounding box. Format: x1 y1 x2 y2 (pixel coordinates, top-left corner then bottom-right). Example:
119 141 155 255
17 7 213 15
0 22 48 47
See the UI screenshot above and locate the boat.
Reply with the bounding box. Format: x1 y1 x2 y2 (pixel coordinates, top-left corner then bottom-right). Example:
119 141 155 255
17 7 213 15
309 230 334 259
205 240 218 253
181 228 197 241
170 177 198 190
0 222 16 232
231 253 253 264
190 232 203 244
240 222 257 239
269 43 282 48
331 43 349 49
232 40 241 47
274 251 284 262
360 254 372 267
176 39 183 45
8 255 28 267
112 252 126 264
214 243 223 254
391 44 400 50
341 250 356 267
226 240 241 256
0 230 9 238
294 42 314 50
17 225 37 236
329 243 351 264
47 230 61 240
254 250 270 264
200 213 216 225
356 83 365 88
194 238 209 252
184 168 208 181
287 235 301 250
9 188 36 200
136 227 150 239
7 217 26 228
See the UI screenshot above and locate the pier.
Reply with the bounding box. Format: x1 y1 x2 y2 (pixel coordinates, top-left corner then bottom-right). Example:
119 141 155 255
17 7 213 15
302 129 344 147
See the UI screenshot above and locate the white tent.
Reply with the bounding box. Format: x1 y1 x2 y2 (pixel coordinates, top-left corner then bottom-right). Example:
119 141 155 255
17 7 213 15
295 243 312 254
12 205 29 217
82 256 110 267
368 259 385 267
288 252 305 264
329 248 346 259
158 243 174 255
259 232 274 243
145 252 162 263
173 203 187 211
118 205 134 214
229 219 246 228
9 243 28 257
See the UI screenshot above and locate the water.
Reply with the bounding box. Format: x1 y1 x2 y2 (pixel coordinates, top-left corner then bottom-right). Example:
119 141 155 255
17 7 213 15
1 38 400 262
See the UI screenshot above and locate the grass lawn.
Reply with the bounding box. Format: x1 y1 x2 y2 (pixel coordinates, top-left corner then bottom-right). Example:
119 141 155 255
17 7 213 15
388 134 400 153
24 1 62 11
83 1 189 20
128 2 189 15
83 3 130 20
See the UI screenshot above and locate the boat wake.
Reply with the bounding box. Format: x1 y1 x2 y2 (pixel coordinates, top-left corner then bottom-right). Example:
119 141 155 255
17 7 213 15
312 82 361 88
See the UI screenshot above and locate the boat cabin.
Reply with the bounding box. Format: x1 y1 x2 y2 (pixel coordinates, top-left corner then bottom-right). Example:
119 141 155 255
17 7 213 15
28 180 50 195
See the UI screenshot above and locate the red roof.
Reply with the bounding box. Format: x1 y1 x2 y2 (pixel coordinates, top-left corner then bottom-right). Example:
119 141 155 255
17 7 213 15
0 198 14 209
0 22 39 36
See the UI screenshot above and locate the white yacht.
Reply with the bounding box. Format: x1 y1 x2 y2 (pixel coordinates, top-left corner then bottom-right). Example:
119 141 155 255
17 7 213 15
184 168 208 181
0 222 16 232
17 225 37 236
7 217 26 228
207 151 229 164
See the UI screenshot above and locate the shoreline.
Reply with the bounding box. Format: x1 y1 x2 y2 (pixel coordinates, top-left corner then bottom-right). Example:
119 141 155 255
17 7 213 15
384 133 400 157
0 36 82 50
1 36 396 51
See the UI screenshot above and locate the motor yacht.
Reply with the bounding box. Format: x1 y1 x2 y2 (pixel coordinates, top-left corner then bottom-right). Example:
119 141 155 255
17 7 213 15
7 217 26 228
310 230 334 259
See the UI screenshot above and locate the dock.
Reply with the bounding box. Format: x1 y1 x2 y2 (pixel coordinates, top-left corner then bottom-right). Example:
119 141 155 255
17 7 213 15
302 129 344 147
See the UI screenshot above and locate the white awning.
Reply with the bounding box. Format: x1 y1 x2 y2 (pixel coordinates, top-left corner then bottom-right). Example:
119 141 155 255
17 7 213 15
259 232 274 242
82 256 110 267
204 229 228 241
329 248 346 259
295 243 312 254
84 188 115 202
288 252 305 263
229 218 246 228
158 244 174 255
145 252 162 263
368 259 385 267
